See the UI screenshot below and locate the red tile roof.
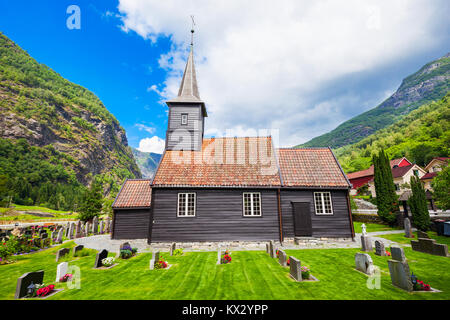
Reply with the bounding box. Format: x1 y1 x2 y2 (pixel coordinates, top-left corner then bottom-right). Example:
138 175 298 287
421 172 437 180
347 158 410 180
391 164 415 178
112 179 152 208
152 137 281 187
277 148 350 188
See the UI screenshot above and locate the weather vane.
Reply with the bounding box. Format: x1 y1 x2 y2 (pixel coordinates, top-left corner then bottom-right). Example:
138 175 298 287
190 15 196 46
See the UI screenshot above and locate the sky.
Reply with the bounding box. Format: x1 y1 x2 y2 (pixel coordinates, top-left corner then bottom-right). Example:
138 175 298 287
0 0 449 153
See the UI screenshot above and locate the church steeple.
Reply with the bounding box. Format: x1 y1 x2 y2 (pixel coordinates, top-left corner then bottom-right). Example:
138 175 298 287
165 26 207 152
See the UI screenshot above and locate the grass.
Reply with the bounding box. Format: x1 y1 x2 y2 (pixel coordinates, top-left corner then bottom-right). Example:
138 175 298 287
378 231 450 246
0 241 449 300
353 221 401 234
0 204 77 224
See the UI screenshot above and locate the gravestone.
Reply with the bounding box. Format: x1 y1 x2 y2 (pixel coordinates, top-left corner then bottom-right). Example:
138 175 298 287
289 256 302 282
361 235 372 252
269 241 276 258
170 243 176 256
355 253 375 275
92 216 99 235
361 223 367 236
265 243 270 254
73 245 84 256
149 251 160 270
411 238 449 257
56 229 63 244
85 223 90 236
404 217 413 238
217 249 222 265
94 249 109 268
15 271 45 299
40 232 48 240
50 231 56 241
56 248 70 262
374 240 386 256
99 220 104 234
387 246 413 292
105 217 110 233
56 262 69 282
68 223 75 240
417 231 430 239
75 221 81 238
278 249 287 267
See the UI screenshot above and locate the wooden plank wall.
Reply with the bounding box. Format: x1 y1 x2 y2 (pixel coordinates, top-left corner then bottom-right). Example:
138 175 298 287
112 209 151 240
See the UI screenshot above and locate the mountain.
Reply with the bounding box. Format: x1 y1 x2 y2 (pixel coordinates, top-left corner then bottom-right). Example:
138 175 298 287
336 92 449 174
132 148 162 179
299 53 450 149
0 32 141 209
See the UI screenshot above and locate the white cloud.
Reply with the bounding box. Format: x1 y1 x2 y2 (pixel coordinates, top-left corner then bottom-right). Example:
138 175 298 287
135 123 156 134
137 136 166 154
118 0 449 146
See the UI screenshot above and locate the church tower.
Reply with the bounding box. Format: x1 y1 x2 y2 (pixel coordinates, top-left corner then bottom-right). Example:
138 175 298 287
165 30 207 151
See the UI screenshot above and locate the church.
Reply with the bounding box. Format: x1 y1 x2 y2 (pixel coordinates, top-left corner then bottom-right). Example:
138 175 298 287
111 35 355 244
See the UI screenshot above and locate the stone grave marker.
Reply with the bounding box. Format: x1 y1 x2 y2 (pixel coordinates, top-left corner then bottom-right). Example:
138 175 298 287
75 221 81 238
374 240 386 256
269 240 276 258
404 217 413 238
387 246 413 292
56 262 69 282
41 232 48 240
56 248 70 262
105 218 110 233
15 271 45 299
68 223 75 240
170 243 176 256
99 220 104 234
289 256 302 282
417 231 430 239
73 245 84 256
149 251 160 270
411 238 449 257
355 253 375 275
56 229 63 244
361 235 372 252
94 249 109 268
85 222 90 236
92 216 99 235
278 249 287 267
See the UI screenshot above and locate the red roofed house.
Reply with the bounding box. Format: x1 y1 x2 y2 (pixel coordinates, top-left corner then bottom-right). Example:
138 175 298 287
421 157 449 191
347 157 412 195
111 39 354 243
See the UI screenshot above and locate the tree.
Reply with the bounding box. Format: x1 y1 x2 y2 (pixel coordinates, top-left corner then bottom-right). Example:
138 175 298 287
78 181 103 222
408 176 431 231
431 164 450 210
373 150 398 225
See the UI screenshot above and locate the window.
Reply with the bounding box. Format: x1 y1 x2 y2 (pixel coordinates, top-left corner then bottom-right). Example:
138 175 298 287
413 170 419 177
243 193 262 217
178 193 196 217
181 114 188 125
314 192 333 215
395 184 400 191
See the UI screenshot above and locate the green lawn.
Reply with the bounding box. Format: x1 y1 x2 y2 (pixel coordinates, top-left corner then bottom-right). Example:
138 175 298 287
353 221 400 233
0 205 77 223
1 241 449 300
379 231 450 246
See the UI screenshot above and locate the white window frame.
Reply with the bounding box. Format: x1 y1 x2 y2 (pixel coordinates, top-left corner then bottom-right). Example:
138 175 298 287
177 193 196 217
314 192 334 215
181 114 188 125
242 192 262 217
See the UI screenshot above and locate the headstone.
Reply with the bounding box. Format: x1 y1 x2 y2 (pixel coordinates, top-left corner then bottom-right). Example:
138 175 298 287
75 221 81 238
404 217 413 238
15 271 45 299
56 229 63 244
411 238 449 257
217 249 222 265
361 235 372 252
355 253 375 275
269 240 276 258
85 222 90 236
56 262 69 282
391 246 406 262
73 245 84 256
40 232 48 239
150 251 160 270
170 243 176 256
94 249 108 268
374 240 386 256
265 243 270 254
361 223 367 236
92 216 98 235
289 256 302 282
99 220 104 234
68 223 75 240
417 231 430 239
278 249 287 267
56 248 70 262
388 248 413 292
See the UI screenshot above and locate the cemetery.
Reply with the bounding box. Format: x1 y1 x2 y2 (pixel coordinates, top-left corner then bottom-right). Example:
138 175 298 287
0 219 449 300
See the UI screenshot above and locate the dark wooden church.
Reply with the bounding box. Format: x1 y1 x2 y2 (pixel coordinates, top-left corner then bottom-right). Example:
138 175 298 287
111 39 355 244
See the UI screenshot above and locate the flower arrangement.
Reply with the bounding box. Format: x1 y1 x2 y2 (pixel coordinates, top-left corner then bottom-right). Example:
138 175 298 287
155 256 168 269
59 274 73 283
120 245 138 259
221 250 232 264
287 258 290 266
102 257 115 267
36 284 55 297
301 266 311 279
411 273 431 291
276 250 279 258
385 250 391 257
173 248 184 256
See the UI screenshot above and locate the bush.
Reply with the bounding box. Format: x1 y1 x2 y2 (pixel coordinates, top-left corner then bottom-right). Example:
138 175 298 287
173 248 183 256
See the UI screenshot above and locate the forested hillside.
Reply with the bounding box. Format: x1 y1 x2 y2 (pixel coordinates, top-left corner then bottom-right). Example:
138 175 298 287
0 32 141 210
300 53 450 149
132 148 162 179
336 93 450 174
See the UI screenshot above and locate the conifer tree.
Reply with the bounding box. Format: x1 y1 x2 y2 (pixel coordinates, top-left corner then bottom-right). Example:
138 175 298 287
78 180 103 222
408 175 430 231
